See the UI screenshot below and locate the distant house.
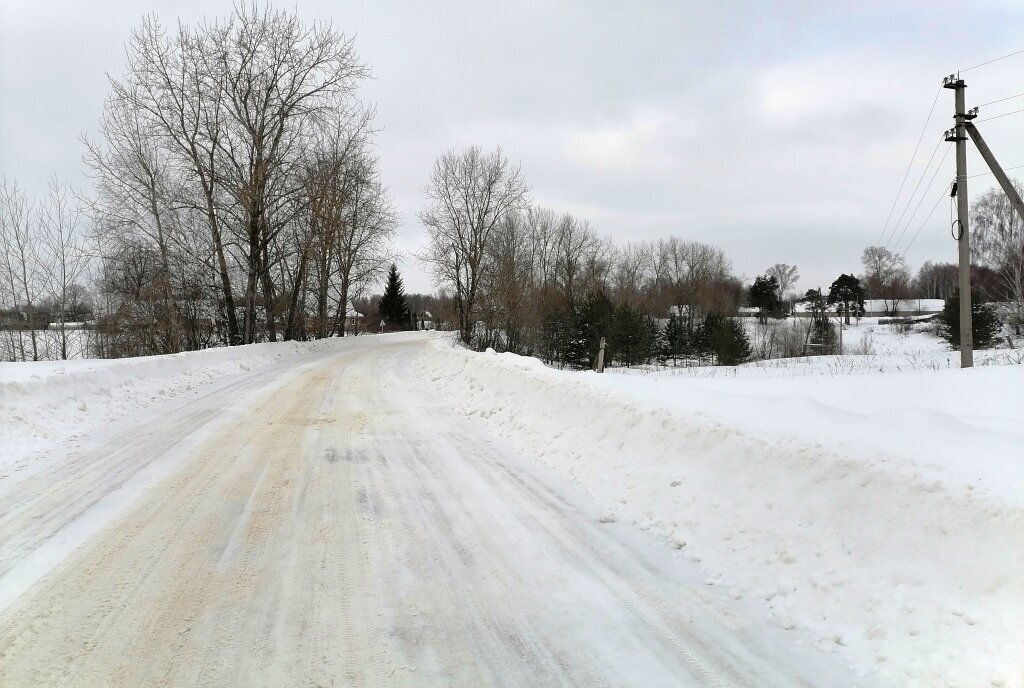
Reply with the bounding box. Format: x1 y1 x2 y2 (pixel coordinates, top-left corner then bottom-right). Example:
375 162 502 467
417 310 437 331
669 304 703 320
344 302 364 333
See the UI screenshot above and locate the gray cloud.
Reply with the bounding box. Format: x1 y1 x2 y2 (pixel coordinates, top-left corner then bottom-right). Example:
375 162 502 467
2 0 1023 293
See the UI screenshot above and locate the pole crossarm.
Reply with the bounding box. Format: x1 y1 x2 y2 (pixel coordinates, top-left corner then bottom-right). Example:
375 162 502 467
964 122 1024 223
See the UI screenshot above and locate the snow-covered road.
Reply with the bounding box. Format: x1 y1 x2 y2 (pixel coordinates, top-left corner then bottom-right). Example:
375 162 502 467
0 337 844 687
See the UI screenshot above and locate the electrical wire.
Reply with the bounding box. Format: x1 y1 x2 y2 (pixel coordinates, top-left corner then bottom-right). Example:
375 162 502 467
961 48 1024 72
884 137 944 249
976 107 1024 123
877 87 943 246
890 145 953 254
968 163 1024 179
897 182 954 260
977 92 1024 108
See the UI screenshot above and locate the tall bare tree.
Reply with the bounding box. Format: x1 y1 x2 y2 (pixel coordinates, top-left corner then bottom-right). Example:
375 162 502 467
0 181 42 360
861 245 911 314
766 263 799 302
419 146 528 343
39 179 89 360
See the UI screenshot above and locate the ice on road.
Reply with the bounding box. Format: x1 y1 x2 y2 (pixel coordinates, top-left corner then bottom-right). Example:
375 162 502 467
0 337 839 687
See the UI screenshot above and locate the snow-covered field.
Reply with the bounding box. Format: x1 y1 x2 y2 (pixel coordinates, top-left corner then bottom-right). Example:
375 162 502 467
415 333 1024 688
1 331 1021 687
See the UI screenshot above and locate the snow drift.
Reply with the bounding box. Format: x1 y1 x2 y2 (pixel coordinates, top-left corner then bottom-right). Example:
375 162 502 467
414 337 1024 688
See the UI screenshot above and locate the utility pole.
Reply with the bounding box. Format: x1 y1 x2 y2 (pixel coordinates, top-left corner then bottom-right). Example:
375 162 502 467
943 75 973 368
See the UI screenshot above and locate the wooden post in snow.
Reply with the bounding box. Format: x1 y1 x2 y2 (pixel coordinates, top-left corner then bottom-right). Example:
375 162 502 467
594 337 606 373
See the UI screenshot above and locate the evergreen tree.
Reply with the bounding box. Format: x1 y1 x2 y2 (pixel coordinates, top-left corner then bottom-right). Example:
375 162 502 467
938 291 1002 350
662 312 687 362
698 313 751 366
610 303 658 366
809 318 838 355
379 264 411 330
749 274 781 323
802 288 828 321
827 274 866 324
565 290 614 369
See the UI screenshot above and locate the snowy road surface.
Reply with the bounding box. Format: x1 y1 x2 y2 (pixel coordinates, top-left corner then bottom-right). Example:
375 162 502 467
0 337 845 687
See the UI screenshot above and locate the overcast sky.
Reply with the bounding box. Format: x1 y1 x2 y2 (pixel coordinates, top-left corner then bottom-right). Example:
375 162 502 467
2 0 1023 293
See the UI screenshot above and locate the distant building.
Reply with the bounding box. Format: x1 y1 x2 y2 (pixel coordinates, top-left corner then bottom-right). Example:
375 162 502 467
344 302 364 333
417 310 437 331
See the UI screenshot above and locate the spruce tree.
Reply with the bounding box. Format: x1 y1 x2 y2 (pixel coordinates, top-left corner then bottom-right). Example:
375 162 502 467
379 264 411 330
698 313 751 366
939 291 1002 350
662 312 686 362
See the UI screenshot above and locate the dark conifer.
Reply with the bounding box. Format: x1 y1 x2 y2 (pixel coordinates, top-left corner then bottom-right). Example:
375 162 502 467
379 264 411 330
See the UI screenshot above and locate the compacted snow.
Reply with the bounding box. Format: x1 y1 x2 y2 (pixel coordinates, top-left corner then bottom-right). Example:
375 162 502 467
1 332 1021 687
415 334 1024 688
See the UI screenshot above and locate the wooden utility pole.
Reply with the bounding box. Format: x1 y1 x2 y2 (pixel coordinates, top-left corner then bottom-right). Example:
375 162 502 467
594 337 606 373
943 75 973 368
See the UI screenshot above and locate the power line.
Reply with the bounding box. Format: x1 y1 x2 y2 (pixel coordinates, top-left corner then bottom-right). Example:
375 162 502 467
897 182 953 260
976 107 1024 123
968 163 1024 179
884 136 943 249
977 92 1024 108
877 87 943 245
961 48 1024 72
890 145 952 254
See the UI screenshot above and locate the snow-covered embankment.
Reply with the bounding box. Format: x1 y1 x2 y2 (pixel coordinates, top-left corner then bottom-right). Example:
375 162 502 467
414 337 1024 688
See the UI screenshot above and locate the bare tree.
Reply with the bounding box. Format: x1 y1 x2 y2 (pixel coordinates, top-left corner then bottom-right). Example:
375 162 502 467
84 87 188 352
92 5 379 349
115 16 241 343
861 245 911 314
766 263 799 302
419 146 528 344
971 182 1024 333
654 237 736 314
0 181 42 360
480 213 535 351
39 179 89 359
207 4 368 343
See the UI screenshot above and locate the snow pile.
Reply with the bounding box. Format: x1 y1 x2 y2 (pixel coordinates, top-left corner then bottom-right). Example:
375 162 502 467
415 337 1024 688
0 338 341 483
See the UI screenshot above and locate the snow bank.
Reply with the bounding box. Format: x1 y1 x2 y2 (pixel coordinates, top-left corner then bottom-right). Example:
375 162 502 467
0 338 344 484
414 338 1024 688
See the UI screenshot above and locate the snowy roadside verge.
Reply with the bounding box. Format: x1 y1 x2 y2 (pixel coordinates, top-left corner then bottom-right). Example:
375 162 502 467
413 337 1024 688
0 338 347 486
